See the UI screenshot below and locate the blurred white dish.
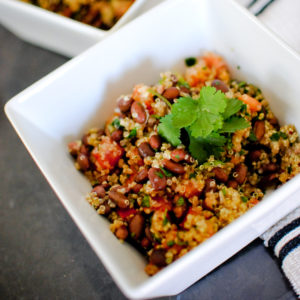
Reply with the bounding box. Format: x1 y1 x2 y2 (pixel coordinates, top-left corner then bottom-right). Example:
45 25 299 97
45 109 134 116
0 0 161 57
5 0 300 298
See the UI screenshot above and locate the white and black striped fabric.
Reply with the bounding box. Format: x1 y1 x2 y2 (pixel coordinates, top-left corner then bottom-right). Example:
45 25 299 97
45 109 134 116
236 0 300 296
236 0 300 53
238 0 277 15
261 208 300 297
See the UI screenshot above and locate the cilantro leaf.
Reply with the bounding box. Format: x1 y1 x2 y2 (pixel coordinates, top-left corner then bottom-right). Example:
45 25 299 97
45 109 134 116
199 86 227 115
223 98 243 120
188 136 208 163
190 111 223 137
198 132 227 146
158 114 181 146
171 97 198 128
219 116 249 133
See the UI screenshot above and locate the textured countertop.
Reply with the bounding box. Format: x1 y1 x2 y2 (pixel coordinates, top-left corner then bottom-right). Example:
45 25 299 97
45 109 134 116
0 25 296 300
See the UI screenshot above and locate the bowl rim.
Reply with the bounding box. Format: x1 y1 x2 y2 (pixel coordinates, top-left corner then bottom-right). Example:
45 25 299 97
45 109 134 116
1 0 147 36
4 0 300 298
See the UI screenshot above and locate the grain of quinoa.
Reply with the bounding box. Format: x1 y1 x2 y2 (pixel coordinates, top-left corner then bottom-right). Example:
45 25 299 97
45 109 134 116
68 52 300 275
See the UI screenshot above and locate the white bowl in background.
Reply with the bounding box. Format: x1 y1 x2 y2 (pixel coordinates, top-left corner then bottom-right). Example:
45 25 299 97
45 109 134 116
4 0 300 298
0 0 163 57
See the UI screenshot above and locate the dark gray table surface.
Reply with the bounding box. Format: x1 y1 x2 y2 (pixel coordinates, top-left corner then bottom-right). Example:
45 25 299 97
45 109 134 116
0 24 297 300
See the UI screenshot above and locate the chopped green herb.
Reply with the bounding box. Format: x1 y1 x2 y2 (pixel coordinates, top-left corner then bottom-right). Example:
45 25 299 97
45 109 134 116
177 78 190 89
222 188 226 196
127 128 137 139
238 81 246 88
177 240 188 246
241 196 248 203
131 232 136 238
91 180 99 187
141 195 150 208
175 154 181 160
150 114 161 120
163 215 169 226
155 171 164 179
270 132 288 141
227 139 233 149
176 197 185 206
154 235 161 243
189 173 196 179
167 240 175 247
237 65 241 70
239 150 245 156
148 88 172 109
270 132 280 141
240 103 248 113
112 118 121 129
248 131 257 142
160 167 173 177
185 57 197 67
203 160 224 167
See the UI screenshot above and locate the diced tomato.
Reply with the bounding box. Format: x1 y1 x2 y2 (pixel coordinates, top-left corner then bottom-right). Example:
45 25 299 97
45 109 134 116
176 178 203 198
151 196 172 211
91 136 124 171
117 208 136 219
132 84 154 109
127 147 144 166
238 94 262 112
248 198 259 208
203 52 227 70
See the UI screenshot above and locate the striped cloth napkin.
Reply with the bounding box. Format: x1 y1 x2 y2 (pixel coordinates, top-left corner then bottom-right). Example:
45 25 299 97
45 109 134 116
237 0 300 52
236 0 300 296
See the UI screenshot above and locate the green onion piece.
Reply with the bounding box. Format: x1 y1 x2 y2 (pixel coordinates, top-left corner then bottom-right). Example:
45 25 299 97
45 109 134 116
270 132 280 141
141 195 150 208
163 215 169 226
185 57 197 67
176 197 185 206
248 131 257 142
167 240 175 247
112 118 121 129
148 88 172 109
241 196 248 203
150 114 161 120
280 132 288 139
189 173 196 179
155 171 164 179
127 128 137 139
160 167 172 177
238 81 246 88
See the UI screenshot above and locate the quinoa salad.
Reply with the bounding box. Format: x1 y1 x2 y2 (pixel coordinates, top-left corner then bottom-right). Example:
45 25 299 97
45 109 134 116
68 52 300 275
21 0 134 30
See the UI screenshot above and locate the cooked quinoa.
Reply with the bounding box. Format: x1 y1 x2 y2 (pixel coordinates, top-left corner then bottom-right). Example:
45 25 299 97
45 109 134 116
68 52 300 275
22 0 134 30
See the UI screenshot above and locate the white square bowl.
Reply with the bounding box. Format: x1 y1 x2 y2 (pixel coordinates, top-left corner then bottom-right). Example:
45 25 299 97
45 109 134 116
0 0 161 57
4 0 300 298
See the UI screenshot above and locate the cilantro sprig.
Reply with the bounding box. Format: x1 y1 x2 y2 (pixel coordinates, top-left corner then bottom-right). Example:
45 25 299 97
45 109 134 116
157 86 250 162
